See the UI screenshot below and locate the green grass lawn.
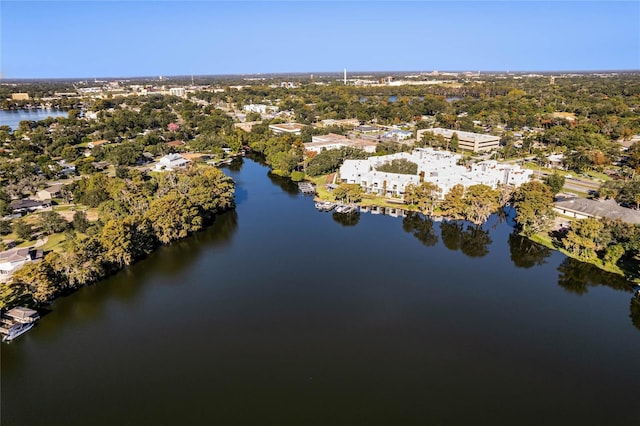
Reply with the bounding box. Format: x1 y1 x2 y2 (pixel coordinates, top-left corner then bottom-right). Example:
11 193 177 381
40 233 67 252
307 173 414 209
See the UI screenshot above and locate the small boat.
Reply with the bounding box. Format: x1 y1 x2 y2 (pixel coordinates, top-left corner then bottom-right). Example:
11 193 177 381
315 201 336 212
0 307 39 343
1 322 35 342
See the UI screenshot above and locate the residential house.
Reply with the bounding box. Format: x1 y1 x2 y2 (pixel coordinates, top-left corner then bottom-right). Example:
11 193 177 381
546 154 564 169
54 160 76 175
36 184 63 201
87 140 109 149
155 153 190 172
10 199 52 214
554 198 640 224
92 161 109 170
0 247 42 282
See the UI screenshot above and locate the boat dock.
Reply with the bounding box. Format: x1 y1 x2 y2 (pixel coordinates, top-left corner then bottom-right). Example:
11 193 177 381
298 182 316 195
0 307 39 343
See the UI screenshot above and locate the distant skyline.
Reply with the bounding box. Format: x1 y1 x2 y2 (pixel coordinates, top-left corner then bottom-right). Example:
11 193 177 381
1 1 639 79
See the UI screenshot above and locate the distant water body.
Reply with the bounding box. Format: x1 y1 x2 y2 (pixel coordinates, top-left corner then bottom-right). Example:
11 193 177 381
2 158 639 425
0 108 69 131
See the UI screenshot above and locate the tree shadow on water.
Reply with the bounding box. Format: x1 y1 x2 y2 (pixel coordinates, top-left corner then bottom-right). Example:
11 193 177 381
402 213 438 247
439 220 492 258
508 232 552 268
332 211 360 227
267 172 299 196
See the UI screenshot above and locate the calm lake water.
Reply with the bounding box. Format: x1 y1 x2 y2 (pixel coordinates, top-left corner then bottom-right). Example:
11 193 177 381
0 108 69 131
2 158 640 425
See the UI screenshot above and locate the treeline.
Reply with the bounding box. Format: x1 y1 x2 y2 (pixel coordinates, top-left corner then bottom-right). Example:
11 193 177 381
237 123 305 180
305 147 368 176
0 166 234 310
403 182 517 225
402 177 640 280
552 217 640 279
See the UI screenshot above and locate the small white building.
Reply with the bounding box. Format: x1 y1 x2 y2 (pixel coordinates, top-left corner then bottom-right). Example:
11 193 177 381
155 154 190 172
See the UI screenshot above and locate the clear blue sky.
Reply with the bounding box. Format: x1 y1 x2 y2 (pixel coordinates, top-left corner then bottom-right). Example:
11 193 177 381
1 1 639 78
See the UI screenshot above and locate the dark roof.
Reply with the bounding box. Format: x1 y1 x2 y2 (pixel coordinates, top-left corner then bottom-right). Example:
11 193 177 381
554 198 640 224
10 199 49 210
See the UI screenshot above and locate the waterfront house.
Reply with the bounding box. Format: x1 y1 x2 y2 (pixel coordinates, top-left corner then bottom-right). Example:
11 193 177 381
554 198 640 224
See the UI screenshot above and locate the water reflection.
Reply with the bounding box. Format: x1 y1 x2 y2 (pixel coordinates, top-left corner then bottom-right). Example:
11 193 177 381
440 221 463 251
39 211 239 339
630 295 640 330
460 226 492 258
555 259 640 332
226 157 244 172
439 220 492 258
267 172 299 196
402 213 438 247
556 257 632 295
508 232 552 268
332 211 361 227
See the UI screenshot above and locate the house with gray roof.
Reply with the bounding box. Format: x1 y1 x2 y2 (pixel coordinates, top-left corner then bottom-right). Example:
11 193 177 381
0 247 42 282
554 198 640 224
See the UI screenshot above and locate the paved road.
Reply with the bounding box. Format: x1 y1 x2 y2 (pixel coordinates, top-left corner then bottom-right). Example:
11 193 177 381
532 170 601 193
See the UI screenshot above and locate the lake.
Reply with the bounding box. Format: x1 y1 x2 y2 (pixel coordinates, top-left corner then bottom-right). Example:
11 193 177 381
2 158 639 425
0 108 69 131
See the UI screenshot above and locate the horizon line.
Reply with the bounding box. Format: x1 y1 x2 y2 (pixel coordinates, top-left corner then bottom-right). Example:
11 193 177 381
2 69 640 82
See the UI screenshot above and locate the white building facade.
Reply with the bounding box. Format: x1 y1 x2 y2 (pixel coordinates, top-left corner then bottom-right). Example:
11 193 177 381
155 154 190 172
339 148 532 198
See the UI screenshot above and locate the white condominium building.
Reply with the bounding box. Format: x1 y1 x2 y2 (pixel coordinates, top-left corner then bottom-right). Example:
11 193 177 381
339 148 532 198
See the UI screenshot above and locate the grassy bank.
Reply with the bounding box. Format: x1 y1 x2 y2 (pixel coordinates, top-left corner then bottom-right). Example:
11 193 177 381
528 232 631 279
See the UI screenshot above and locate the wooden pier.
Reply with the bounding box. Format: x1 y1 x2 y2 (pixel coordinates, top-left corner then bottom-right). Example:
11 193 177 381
298 182 316 195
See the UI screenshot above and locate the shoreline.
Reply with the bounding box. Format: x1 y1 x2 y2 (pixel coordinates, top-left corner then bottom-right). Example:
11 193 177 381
308 174 639 284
